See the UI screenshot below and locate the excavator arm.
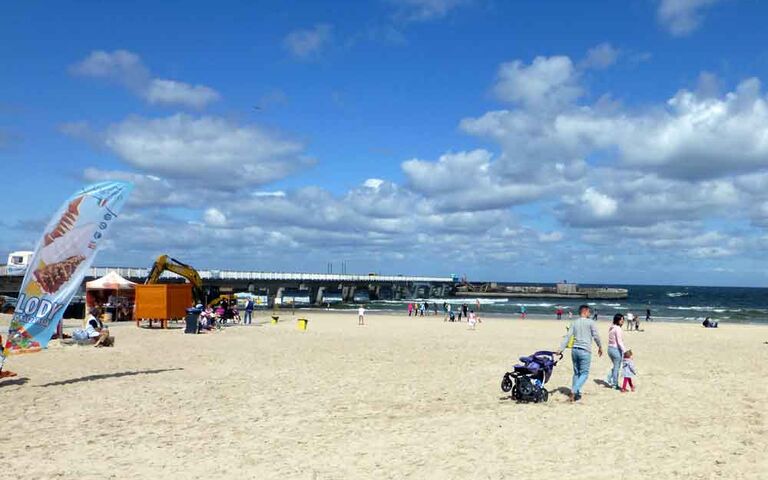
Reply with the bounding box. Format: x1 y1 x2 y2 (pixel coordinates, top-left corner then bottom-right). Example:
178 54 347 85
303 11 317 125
145 255 204 304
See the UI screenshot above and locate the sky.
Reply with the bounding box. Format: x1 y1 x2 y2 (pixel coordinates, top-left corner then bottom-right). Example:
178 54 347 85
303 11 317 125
2 0 768 287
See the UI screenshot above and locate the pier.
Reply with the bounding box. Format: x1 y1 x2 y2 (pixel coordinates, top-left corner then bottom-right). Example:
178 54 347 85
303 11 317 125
0 266 457 303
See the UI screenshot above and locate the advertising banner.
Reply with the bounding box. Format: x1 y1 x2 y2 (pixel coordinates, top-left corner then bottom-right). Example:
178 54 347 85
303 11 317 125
3 181 133 354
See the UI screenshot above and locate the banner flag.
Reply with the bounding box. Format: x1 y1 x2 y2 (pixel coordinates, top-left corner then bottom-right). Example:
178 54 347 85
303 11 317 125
3 181 133 355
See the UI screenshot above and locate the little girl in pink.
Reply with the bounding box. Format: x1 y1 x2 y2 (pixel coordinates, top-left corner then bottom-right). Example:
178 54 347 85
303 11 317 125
622 350 637 392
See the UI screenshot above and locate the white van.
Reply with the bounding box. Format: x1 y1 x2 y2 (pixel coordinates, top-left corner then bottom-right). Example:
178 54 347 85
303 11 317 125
6 251 34 274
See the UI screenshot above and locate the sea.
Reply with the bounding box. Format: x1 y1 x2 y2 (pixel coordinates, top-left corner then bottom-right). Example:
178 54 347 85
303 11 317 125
356 284 768 325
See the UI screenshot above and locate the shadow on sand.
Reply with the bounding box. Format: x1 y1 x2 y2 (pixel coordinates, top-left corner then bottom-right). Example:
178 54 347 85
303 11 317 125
550 386 571 397
0 377 30 387
593 379 613 388
36 368 183 387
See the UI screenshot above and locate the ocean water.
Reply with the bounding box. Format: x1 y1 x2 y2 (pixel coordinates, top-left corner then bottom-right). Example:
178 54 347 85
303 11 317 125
358 284 768 325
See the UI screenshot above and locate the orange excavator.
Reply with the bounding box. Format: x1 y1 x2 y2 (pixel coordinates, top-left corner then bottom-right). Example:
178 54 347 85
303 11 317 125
145 255 205 305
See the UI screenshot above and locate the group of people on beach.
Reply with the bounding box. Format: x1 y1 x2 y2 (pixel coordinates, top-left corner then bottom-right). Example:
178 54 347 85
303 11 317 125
557 304 638 401
407 301 482 327
553 306 650 331
197 297 257 331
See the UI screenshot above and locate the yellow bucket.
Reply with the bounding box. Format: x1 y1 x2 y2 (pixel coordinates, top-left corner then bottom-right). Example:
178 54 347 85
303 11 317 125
297 318 309 331
271 315 279 325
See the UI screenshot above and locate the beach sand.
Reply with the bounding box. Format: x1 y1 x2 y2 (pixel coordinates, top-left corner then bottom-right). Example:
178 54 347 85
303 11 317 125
1 311 766 479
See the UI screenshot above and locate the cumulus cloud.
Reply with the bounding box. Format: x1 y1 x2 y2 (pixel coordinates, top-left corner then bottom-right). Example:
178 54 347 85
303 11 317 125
97 114 310 187
66 49 768 280
387 0 470 22
69 49 149 89
558 169 742 228
203 208 228 227
493 56 581 109
70 50 219 108
657 0 721 36
579 188 618 219
283 24 333 58
402 150 557 211
582 43 620 70
144 79 220 108
469 75 768 182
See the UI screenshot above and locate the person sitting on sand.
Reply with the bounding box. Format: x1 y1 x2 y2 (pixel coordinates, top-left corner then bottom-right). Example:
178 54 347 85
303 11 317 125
86 307 113 347
702 317 719 328
199 307 215 331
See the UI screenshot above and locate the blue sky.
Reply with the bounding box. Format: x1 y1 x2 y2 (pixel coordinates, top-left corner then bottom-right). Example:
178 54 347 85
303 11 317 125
2 0 768 286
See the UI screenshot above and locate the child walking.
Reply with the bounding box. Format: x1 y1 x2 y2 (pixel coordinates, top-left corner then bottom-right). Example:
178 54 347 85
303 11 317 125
467 310 480 330
621 350 637 392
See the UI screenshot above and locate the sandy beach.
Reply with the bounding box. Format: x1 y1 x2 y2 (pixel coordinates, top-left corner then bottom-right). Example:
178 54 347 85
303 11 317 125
1 311 766 479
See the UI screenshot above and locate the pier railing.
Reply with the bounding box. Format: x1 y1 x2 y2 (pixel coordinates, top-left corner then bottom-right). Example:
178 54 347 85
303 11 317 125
0 265 453 284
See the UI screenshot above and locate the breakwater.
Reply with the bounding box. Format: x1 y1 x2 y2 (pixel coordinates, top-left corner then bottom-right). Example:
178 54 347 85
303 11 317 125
455 282 628 300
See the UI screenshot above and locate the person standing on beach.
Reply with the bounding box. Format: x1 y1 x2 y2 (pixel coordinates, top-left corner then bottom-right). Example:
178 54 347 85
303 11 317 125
462 303 468 320
557 304 604 402
520 305 526 319
607 314 626 389
407 302 413 317
626 311 635 331
358 306 366 326
468 310 480 330
244 298 254 325
646 306 652 322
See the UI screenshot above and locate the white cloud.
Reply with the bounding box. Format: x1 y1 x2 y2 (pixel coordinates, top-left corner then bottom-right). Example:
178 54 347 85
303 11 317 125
402 150 556 211
580 188 618 219
388 0 470 22
69 49 148 91
70 50 219 108
283 24 333 58
252 191 286 198
144 79 220 109
493 56 582 109
582 43 620 70
657 0 721 36
538 231 563 243
101 114 310 186
363 178 385 189
203 208 228 227
470 76 768 181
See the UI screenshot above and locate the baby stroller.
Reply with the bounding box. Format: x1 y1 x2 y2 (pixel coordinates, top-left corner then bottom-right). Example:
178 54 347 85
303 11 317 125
501 350 562 403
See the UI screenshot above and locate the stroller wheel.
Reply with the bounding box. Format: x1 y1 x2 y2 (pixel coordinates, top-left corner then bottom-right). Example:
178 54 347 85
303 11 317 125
511 385 519 400
501 374 513 393
540 388 549 402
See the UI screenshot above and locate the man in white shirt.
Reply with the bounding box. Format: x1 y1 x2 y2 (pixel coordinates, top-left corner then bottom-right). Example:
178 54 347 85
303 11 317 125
358 306 366 326
626 311 636 330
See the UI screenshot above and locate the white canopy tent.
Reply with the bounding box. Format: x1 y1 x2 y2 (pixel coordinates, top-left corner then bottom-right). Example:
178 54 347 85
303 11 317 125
86 271 137 290
86 271 137 321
